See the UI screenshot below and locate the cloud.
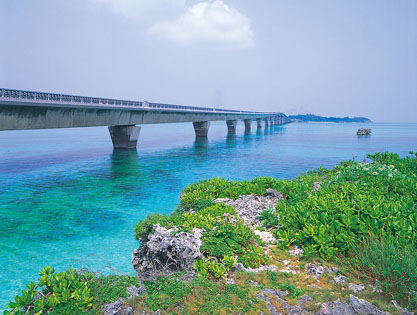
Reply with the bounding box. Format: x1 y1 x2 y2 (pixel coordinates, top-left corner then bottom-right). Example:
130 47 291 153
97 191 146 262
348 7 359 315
147 0 254 50
92 0 186 20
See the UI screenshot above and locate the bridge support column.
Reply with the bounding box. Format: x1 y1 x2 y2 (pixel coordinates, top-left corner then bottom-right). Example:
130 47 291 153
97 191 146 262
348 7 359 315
193 121 210 138
275 116 279 125
265 117 269 127
226 120 238 134
256 118 262 129
108 125 141 149
244 119 252 133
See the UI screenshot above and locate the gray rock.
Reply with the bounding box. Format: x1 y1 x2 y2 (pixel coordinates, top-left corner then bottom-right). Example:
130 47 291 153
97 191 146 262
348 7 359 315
124 307 134 315
103 297 124 315
231 262 278 273
357 128 371 136
265 188 283 198
319 299 356 315
306 263 324 280
349 295 387 314
257 289 310 314
214 193 284 227
333 275 347 284
249 280 259 287
254 230 276 244
392 300 414 315
132 224 203 281
325 266 339 274
298 295 313 309
349 283 366 293
226 277 235 285
127 284 145 298
288 247 304 257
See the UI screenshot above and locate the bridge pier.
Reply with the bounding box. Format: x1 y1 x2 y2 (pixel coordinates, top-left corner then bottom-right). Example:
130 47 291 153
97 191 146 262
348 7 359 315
244 119 252 133
108 125 141 149
226 120 238 134
265 117 270 127
193 121 210 138
256 118 262 129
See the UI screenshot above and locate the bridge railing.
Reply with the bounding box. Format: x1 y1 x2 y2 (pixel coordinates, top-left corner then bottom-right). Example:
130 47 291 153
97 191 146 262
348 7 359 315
0 88 274 115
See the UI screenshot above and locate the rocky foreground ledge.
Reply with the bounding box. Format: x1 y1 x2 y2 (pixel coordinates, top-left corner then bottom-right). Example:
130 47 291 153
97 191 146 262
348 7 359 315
101 187 415 314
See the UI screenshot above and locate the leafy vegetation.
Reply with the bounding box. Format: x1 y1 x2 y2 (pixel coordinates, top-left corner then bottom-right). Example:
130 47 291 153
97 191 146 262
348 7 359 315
4 267 93 315
4 268 139 315
263 151 417 260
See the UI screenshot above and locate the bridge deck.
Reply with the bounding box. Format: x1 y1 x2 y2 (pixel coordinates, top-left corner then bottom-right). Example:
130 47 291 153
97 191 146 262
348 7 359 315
0 88 276 115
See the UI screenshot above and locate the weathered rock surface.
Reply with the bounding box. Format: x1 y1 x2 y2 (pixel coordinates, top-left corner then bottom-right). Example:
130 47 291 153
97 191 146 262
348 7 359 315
333 275 347 284
319 295 388 315
349 282 366 293
215 191 284 227
288 247 304 257
392 300 414 315
231 262 278 273
132 224 203 281
257 289 313 314
306 264 338 281
103 297 124 315
127 284 146 298
349 295 387 314
254 230 276 244
306 263 325 280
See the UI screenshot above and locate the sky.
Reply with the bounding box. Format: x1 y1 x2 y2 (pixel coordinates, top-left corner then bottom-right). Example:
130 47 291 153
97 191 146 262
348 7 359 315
1 0 416 122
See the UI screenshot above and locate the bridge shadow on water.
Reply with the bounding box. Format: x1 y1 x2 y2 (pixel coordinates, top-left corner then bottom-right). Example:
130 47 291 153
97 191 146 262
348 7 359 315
108 125 288 179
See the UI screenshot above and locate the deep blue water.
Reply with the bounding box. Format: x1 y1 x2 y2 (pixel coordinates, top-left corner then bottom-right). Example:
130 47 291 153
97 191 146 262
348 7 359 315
0 121 416 308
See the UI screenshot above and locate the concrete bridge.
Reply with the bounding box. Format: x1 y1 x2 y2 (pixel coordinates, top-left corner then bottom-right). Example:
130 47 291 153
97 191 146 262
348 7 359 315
0 88 291 149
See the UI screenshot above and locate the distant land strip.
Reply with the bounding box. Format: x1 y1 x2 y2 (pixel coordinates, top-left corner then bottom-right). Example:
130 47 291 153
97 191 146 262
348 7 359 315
289 114 371 123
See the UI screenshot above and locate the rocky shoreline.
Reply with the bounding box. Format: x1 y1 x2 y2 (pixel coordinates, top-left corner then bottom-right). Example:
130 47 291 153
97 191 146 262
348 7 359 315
102 187 414 315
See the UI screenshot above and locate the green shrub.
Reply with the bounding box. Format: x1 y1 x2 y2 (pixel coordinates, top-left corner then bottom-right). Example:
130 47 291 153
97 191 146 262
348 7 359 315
4 267 93 315
260 152 417 259
200 216 268 269
4 268 141 315
347 234 417 310
193 256 236 279
193 199 216 212
237 244 270 268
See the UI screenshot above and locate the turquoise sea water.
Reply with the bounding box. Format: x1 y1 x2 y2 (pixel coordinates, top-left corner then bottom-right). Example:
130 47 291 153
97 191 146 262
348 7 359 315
0 121 416 308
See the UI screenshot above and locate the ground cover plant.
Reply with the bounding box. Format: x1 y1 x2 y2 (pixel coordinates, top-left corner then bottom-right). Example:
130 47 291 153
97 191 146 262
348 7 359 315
5 151 416 314
4 268 139 315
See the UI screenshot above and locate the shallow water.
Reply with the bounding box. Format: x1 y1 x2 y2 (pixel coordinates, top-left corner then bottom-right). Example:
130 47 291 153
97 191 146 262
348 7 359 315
0 121 416 308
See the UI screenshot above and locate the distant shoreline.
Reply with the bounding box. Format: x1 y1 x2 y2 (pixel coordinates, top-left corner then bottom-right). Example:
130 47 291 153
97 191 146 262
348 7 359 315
289 114 371 123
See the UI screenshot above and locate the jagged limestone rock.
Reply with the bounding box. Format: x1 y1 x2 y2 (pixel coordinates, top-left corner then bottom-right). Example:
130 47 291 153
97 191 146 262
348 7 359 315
132 224 203 281
215 191 284 227
103 297 124 315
